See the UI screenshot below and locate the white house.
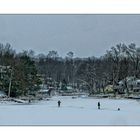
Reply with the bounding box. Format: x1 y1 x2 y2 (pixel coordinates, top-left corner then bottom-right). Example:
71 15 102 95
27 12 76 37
118 77 140 93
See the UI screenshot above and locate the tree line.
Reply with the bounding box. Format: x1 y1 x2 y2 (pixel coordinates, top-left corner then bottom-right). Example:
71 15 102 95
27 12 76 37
0 43 41 97
0 42 140 97
36 43 140 95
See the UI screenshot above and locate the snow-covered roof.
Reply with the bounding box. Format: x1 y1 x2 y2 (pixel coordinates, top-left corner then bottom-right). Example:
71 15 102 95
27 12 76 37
67 86 73 90
136 80 140 83
0 91 6 97
39 89 49 93
119 81 124 84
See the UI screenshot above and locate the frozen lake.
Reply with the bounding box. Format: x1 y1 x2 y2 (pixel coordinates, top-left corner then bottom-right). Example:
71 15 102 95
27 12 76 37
0 96 140 125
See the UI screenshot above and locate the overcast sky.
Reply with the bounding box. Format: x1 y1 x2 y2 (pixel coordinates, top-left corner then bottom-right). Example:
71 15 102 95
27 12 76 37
0 15 140 57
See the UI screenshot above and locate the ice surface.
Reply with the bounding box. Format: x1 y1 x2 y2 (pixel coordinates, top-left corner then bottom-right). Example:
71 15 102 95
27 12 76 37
0 96 140 125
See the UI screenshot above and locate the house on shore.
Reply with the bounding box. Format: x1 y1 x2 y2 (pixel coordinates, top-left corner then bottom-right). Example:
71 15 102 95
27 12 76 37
38 87 55 96
0 90 7 97
117 77 140 94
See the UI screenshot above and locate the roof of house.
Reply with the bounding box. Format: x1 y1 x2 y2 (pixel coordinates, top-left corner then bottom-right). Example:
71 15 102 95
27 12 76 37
0 91 6 97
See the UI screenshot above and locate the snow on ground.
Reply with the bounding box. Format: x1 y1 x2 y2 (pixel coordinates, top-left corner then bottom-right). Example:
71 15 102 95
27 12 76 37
0 95 140 125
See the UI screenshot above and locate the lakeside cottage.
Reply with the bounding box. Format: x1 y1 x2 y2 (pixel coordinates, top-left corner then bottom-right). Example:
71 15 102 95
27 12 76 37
117 77 140 94
38 87 55 96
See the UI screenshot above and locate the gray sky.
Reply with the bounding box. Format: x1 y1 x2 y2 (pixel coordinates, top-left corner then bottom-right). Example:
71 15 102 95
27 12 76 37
0 15 140 58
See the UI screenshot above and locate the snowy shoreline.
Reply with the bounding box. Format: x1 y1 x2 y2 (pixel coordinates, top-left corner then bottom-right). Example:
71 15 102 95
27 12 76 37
0 94 140 105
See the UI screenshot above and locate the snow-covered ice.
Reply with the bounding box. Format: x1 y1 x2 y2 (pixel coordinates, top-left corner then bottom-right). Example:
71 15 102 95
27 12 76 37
0 96 140 125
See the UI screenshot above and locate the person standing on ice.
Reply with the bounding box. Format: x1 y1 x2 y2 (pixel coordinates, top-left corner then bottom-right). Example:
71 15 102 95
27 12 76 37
29 99 31 103
58 100 61 107
98 102 100 110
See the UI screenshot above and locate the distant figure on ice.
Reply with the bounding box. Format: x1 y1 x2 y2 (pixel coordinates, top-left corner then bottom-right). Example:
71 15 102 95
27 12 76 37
98 102 100 110
28 99 31 103
58 100 61 107
48 88 52 96
118 108 120 111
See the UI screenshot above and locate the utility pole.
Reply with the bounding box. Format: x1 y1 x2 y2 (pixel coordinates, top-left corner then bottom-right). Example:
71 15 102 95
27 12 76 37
8 69 12 98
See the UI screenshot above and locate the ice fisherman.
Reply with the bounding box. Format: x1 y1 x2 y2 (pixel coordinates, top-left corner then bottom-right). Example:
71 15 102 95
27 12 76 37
98 102 100 110
48 88 52 96
58 100 61 107
28 99 31 103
